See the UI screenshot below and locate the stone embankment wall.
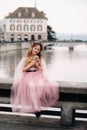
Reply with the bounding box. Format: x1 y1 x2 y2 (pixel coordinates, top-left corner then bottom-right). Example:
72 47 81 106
0 42 32 52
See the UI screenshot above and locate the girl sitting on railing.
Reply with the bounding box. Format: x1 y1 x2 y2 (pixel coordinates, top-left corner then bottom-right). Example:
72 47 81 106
11 42 59 118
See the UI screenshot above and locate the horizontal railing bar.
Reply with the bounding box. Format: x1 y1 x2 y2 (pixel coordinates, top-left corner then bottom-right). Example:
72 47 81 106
0 103 61 117
0 103 61 111
75 118 87 121
76 110 87 114
0 110 61 119
0 111 36 117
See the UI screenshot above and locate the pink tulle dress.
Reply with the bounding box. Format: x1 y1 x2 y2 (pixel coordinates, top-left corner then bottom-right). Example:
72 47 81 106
11 57 59 113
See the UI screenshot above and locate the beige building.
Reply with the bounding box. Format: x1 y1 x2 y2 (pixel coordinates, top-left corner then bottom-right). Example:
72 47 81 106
2 7 48 42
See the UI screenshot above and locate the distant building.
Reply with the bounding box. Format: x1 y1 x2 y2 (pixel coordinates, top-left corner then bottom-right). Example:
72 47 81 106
0 7 48 42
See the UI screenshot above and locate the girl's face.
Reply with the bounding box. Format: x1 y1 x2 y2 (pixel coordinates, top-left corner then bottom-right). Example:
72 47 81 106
32 45 41 55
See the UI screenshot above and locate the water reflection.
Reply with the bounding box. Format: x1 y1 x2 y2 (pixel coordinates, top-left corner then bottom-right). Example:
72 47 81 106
0 50 22 78
0 44 87 82
47 44 87 82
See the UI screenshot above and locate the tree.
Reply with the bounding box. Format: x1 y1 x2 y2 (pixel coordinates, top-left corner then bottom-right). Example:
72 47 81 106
47 25 57 41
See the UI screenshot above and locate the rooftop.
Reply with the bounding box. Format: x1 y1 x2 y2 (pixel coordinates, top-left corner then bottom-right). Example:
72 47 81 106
5 7 48 19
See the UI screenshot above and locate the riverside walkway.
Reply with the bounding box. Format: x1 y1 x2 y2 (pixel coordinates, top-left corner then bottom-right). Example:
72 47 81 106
0 78 87 130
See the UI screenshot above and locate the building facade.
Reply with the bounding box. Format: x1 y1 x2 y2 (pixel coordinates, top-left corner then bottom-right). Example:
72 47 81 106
1 7 48 42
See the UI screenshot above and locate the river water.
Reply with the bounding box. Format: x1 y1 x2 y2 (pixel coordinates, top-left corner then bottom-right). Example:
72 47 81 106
0 43 87 83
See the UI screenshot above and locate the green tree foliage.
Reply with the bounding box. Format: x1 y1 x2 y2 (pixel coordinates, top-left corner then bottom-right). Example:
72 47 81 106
47 25 57 41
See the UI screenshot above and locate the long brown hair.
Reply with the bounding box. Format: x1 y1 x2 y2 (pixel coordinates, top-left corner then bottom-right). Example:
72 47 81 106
26 42 43 59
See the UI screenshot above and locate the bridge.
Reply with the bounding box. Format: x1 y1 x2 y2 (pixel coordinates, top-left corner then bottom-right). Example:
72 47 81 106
0 78 87 129
43 41 87 50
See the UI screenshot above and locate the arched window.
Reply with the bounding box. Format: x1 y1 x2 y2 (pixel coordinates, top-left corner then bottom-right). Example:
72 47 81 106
10 34 14 42
37 25 42 31
17 34 22 41
10 24 15 31
24 25 29 31
31 35 35 40
38 35 42 40
17 25 22 31
24 34 28 42
30 25 35 31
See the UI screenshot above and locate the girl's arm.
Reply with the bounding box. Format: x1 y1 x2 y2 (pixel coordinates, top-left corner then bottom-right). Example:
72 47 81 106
35 60 43 72
23 60 36 72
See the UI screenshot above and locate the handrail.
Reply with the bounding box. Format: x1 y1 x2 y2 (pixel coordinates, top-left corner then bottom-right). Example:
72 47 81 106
0 79 87 126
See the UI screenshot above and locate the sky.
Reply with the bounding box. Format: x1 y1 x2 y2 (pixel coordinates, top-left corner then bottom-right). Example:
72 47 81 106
0 0 87 34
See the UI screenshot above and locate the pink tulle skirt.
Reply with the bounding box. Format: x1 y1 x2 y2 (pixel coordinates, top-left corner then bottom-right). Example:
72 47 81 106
11 71 59 113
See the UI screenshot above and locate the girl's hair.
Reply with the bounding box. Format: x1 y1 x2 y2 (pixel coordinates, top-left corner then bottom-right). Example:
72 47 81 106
26 42 43 59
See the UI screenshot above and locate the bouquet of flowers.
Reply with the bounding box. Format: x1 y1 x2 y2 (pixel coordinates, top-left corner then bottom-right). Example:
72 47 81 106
26 55 39 65
32 55 39 62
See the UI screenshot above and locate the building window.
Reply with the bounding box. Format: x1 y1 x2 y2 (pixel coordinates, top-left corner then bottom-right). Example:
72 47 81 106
10 34 14 42
25 8 28 13
37 25 42 31
17 25 22 31
24 25 29 31
31 35 35 40
17 34 22 41
31 12 35 17
24 34 28 42
18 12 22 17
10 24 15 31
30 25 35 31
38 35 42 40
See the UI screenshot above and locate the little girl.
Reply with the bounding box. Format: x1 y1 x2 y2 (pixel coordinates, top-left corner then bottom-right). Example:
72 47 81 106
11 42 59 117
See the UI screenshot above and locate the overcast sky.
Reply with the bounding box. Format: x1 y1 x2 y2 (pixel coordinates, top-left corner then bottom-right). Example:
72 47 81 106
0 0 87 34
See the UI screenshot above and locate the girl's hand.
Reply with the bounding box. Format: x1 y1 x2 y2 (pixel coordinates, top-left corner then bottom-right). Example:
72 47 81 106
35 60 43 72
23 59 36 72
31 60 36 66
35 62 39 67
